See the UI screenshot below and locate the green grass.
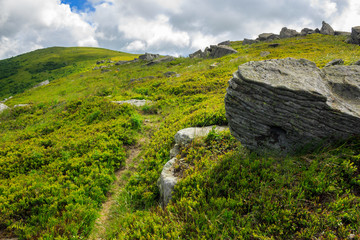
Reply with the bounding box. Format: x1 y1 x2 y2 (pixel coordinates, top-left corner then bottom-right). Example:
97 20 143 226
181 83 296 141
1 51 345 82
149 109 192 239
0 47 139 100
0 34 360 239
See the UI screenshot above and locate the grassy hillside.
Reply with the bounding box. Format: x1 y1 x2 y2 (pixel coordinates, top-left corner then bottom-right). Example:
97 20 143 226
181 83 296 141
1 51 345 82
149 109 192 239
0 47 138 100
1 34 360 239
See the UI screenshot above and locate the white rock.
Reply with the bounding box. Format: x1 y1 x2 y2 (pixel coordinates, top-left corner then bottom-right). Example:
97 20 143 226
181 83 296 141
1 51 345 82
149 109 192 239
0 103 10 113
174 126 228 146
112 99 151 107
157 158 178 208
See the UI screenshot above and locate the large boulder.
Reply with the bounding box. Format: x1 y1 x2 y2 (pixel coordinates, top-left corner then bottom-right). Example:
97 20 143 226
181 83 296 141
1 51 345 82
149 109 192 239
242 38 259 45
320 21 335 35
279 27 300 38
350 26 360 45
146 56 175 66
225 58 360 154
300 28 315 36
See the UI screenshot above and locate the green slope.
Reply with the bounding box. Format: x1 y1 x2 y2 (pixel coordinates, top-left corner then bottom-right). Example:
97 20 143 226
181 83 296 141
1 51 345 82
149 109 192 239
0 34 360 239
0 46 138 100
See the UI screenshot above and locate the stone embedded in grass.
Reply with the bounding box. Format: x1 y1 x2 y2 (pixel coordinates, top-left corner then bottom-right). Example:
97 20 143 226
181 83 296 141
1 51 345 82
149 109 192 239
325 59 344 67
225 58 360 154
158 126 228 208
0 103 9 113
112 99 151 107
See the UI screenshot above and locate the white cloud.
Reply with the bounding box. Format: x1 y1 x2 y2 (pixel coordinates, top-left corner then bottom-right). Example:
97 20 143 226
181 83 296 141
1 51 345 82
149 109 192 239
0 0 98 59
0 0 358 60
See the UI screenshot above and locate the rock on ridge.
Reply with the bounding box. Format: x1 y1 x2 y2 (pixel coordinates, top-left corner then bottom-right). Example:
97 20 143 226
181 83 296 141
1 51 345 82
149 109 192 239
189 45 237 59
225 58 360 154
320 21 335 35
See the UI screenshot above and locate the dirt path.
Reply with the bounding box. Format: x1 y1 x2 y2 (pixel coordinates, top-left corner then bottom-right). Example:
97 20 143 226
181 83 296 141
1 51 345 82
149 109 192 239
89 143 143 240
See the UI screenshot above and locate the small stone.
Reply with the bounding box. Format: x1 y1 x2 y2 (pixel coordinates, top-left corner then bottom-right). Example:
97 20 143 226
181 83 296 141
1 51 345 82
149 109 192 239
260 51 270 57
268 43 280 48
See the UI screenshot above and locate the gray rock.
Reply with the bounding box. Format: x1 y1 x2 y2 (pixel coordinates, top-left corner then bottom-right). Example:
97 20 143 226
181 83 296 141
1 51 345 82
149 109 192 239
33 80 50 88
115 59 139 65
352 60 360 65
218 40 231 46
301 28 315 35
189 45 237 59
0 103 9 113
242 38 259 45
325 59 344 67
257 33 280 41
225 58 360 154
350 26 360 45
139 53 160 61
268 43 280 48
112 99 151 107
158 125 228 207
320 21 335 35
315 28 321 33
280 27 300 38
146 56 175 66
96 60 106 64
335 31 351 36
174 126 228 147
13 104 30 108
157 158 178 208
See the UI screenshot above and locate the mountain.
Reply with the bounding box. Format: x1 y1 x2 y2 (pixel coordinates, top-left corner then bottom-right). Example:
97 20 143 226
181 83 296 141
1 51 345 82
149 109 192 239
0 47 138 100
0 34 360 239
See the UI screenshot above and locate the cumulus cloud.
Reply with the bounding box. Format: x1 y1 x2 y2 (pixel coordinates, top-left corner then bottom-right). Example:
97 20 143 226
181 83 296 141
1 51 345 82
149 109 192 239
0 0 357 59
0 0 98 59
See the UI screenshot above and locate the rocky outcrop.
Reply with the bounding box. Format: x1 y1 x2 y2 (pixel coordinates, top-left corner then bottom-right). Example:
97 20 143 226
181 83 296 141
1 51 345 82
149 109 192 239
335 31 351 36
115 59 139 66
280 27 300 38
189 45 237 59
146 56 175 66
0 103 9 113
225 58 360 154
158 126 228 207
139 53 160 61
320 21 335 35
242 39 259 45
350 26 360 45
257 33 279 41
218 40 231 46
301 28 315 35
112 99 151 107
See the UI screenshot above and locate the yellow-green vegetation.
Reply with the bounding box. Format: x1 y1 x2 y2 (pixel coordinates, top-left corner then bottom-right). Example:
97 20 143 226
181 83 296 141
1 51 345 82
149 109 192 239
1 34 360 239
0 46 139 100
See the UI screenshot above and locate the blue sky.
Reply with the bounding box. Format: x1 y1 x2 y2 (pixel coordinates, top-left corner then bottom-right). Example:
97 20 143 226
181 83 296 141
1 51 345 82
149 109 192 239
61 0 94 11
1 0 359 60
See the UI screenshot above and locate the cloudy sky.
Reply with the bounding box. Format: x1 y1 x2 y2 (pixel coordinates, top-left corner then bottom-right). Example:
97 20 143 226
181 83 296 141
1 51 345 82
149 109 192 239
0 0 359 59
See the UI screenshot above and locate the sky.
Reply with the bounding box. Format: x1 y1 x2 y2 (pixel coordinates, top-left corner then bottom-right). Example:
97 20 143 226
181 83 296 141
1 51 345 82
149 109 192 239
0 0 360 60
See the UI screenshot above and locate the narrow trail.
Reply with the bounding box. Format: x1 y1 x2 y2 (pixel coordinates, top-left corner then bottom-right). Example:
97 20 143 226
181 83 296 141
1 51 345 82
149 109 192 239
89 143 143 240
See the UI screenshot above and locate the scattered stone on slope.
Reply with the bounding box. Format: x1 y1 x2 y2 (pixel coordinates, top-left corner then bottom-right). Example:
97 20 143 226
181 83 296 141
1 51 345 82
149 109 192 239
257 33 279 41
158 126 228 207
96 60 106 64
301 28 315 35
14 104 30 108
320 21 335 35
33 80 50 89
225 58 360 154
146 56 175 66
334 31 351 36
325 59 344 67
350 26 360 45
242 38 259 45
112 99 151 107
164 71 177 77
189 45 237 59
115 59 139 65
218 40 231 46
279 27 300 38
0 103 9 113
268 43 280 48
139 53 160 61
